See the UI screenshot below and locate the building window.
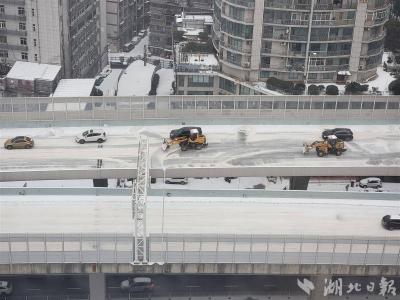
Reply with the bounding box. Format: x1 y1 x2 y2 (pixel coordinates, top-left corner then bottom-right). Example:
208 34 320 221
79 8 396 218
0 5 4 14
32 8 35 16
17 7 25 16
32 24 36 31
0 36 6 44
0 21 6 28
19 22 26 30
34 54 38 61
0 50 8 58
20 37 27 45
33 39 37 46
21 52 28 60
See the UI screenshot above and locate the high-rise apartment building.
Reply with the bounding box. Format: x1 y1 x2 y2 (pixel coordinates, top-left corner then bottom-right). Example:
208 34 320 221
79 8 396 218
213 0 390 83
106 0 149 52
0 0 107 78
149 0 213 57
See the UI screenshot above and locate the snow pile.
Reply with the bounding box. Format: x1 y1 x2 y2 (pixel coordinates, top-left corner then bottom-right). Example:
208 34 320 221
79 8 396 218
117 60 156 96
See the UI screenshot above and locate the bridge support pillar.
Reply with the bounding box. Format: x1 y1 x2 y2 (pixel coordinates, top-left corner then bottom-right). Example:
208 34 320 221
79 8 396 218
89 273 106 300
289 176 310 190
310 275 332 300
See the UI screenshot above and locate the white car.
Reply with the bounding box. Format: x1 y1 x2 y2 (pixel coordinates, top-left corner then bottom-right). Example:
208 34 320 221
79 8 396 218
75 129 107 144
359 177 382 189
0 281 12 295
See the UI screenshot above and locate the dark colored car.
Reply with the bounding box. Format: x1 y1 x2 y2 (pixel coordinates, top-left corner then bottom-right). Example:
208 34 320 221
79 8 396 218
4 136 34 149
120 277 154 293
382 215 400 230
322 128 353 141
170 127 202 139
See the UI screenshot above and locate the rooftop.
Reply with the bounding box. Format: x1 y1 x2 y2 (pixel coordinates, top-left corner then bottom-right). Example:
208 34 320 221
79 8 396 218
7 61 61 81
53 79 95 97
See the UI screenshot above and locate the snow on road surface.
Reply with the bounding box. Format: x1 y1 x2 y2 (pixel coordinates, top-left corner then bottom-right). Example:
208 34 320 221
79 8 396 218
0 194 398 236
117 60 156 96
0 124 400 172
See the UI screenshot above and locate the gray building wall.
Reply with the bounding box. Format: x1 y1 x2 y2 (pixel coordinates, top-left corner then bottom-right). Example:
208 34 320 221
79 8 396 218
0 0 107 78
213 0 390 84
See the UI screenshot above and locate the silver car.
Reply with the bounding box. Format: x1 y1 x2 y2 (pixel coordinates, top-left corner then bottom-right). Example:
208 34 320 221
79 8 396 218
359 177 382 189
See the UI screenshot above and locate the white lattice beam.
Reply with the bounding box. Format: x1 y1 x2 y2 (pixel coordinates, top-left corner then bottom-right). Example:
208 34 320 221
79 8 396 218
132 136 149 264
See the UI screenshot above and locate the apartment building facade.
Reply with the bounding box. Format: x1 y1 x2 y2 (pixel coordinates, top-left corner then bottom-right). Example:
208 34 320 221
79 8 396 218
106 0 149 52
213 0 390 83
0 0 107 78
149 0 213 57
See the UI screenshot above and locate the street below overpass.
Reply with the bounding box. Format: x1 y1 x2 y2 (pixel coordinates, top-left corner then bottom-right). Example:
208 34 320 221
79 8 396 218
0 274 399 299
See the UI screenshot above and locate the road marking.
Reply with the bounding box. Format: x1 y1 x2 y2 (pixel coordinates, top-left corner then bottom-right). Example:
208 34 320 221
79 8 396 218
186 285 201 288
27 288 41 291
224 285 239 288
67 287 82 290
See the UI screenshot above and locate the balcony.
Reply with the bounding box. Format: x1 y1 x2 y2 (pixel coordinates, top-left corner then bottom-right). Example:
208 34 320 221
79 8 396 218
0 0 25 5
362 32 385 42
310 34 353 42
364 15 389 27
312 19 355 26
264 19 309 26
0 28 27 36
361 47 384 57
225 0 255 8
176 64 220 73
0 43 28 51
0 13 26 21
264 1 311 11
219 40 252 54
308 64 349 71
311 49 351 57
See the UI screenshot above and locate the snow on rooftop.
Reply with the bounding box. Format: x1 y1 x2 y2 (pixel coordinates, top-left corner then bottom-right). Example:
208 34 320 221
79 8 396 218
181 53 219 66
176 14 213 24
53 79 95 97
117 60 155 96
156 68 174 95
7 61 61 81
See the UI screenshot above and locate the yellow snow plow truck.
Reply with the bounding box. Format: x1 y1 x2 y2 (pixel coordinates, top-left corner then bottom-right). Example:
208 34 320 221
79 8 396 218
303 135 347 157
162 127 208 151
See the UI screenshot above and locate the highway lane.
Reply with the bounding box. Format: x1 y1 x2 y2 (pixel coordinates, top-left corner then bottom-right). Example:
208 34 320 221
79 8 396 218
0 125 399 175
0 275 89 298
1 195 399 236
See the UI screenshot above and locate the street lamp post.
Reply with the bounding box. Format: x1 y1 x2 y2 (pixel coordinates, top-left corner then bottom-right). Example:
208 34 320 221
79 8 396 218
305 52 317 86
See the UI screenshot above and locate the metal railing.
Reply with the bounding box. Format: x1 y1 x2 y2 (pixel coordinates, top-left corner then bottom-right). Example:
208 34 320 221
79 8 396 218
0 233 399 266
0 96 399 122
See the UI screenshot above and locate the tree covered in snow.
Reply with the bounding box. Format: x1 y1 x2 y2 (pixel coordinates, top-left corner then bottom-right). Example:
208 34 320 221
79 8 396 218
326 85 339 95
389 79 400 95
385 19 400 52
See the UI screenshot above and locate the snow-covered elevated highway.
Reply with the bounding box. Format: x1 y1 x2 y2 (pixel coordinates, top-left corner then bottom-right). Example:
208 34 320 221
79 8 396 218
0 124 399 181
1 189 399 268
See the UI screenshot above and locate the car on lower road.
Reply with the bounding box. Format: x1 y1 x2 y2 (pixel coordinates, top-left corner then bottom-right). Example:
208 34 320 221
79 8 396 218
359 177 382 189
120 277 154 293
322 128 353 141
0 281 13 295
4 136 34 149
165 178 188 185
75 129 107 144
382 215 400 230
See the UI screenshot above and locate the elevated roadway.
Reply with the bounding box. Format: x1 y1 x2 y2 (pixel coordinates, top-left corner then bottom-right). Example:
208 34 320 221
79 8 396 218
1 124 400 181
